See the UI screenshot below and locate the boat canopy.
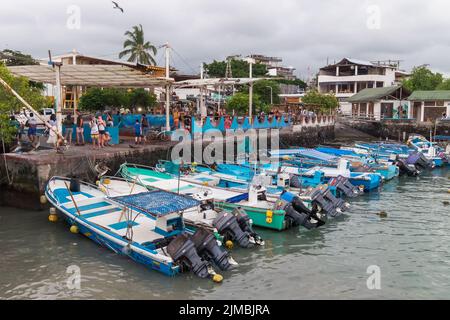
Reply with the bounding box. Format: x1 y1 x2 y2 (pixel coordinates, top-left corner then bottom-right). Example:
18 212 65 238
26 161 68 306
109 190 200 217
271 149 337 161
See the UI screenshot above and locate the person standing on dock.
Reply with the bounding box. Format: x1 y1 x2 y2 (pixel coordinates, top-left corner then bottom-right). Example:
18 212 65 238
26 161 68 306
134 119 142 145
98 116 106 148
90 116 100 150
63 114 74 145
141 114 149 144
76 112 85 146
26 113 37 146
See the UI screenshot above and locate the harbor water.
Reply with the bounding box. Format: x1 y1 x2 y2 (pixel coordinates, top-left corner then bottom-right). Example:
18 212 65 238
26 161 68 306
1 168 449 300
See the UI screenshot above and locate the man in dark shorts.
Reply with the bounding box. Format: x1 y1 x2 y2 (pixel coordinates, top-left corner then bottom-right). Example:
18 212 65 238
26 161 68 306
26 113 37 145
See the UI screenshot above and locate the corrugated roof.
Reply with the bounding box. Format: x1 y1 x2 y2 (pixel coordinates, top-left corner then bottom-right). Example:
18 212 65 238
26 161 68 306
8 64 172 87
346 86 401 103
408 90 450 101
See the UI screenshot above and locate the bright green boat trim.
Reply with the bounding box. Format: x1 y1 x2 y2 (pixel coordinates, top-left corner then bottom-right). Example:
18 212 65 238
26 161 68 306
124 166 172 180
215 202 287 231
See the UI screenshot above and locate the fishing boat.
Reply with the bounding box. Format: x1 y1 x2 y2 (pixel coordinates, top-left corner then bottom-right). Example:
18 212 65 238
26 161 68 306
261 157 382 192
118 163 330 231
407 135 446 167
45 176 239 280
97 176 264 247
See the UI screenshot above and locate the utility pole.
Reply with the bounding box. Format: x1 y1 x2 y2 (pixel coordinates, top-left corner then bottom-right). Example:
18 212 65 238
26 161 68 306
164 43 171 132
48 50 63 135
246 57 255 123
266 86 273 105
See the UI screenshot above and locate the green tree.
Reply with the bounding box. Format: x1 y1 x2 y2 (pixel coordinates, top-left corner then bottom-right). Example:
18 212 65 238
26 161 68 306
250 80 281 105
119 24 157 65
226 92 262 115
403 66 443 91
78 88 156 111
301 90 339 114
276 78 307 89
0 62 48 143
436 78 450 90
0 49 39 66
128 88 157 108
204 59 267 78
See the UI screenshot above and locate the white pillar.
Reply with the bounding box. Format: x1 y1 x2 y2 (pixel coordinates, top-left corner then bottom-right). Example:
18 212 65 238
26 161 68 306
249 62 253 123
355 65 358 76
55 65 62 134
165 43 171 131
420 101 425 122
354 82 357 93
336 66 340 76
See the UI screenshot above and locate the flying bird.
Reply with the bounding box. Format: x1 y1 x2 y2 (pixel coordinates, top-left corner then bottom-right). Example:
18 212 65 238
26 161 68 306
112 1 124 13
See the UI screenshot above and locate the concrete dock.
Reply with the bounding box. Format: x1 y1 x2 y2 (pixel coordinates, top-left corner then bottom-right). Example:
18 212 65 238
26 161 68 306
0 124 335 210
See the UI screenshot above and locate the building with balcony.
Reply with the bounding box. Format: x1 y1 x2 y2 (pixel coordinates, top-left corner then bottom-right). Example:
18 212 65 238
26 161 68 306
318 58 409 114
249 54 296 80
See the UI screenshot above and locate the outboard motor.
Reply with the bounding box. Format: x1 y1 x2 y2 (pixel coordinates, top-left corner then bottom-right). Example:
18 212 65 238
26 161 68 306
167 233 212 279
302 188 339 218
321 188 349 216
328 176 362 198
276 191 325 229
233 207 264 246
407 152 432 170
396 158 420 176
191 228 236 271
213 211 253 248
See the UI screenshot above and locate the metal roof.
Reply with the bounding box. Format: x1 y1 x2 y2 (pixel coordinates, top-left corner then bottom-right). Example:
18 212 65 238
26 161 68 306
346 86 402 103
7 64 173 87
408 90 450 101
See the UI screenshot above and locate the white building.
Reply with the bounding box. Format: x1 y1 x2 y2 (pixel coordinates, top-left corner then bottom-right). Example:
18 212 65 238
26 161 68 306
318 58 409 115
250 54 297 80
346 85 411 120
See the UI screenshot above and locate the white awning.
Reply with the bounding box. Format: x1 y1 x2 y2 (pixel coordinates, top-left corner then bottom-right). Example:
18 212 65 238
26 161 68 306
8 64 173 87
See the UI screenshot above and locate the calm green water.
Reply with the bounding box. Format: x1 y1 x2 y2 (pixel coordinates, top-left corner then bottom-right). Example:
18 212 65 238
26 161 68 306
1 168 449 300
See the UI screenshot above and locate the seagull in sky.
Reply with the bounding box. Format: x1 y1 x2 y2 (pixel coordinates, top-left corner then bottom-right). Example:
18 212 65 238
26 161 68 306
112 1 124 13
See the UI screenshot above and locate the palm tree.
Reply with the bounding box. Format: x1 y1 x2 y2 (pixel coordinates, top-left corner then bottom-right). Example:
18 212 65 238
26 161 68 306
119 24 157 65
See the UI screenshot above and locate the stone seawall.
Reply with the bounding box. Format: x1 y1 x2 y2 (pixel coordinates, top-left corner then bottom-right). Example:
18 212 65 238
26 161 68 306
0 125 335 210
342 119 450 141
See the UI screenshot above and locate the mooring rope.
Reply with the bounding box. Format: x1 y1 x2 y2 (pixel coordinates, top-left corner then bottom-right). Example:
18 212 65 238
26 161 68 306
1 135 12 185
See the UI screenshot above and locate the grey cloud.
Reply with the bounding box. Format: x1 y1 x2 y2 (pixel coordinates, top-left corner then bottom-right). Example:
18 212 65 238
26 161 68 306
1 0 450 79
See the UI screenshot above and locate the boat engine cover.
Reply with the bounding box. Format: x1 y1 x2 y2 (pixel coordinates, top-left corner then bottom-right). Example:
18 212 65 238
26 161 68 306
191 228 232 271
167 234 211 278
213 211 252 248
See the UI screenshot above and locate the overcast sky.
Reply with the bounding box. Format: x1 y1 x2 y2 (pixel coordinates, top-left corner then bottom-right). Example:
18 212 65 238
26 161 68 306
1 0 450 79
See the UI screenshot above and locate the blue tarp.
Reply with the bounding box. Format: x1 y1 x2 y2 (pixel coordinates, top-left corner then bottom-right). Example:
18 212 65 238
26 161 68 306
110 191 200 217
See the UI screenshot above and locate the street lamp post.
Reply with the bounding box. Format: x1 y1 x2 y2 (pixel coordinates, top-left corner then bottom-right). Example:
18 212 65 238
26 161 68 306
266 86 273 105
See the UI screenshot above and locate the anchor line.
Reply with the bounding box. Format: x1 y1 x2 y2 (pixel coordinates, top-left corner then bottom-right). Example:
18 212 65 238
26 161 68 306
1 134 12 185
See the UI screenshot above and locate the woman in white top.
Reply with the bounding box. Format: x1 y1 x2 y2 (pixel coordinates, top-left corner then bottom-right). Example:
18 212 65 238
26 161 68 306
90 117 99 149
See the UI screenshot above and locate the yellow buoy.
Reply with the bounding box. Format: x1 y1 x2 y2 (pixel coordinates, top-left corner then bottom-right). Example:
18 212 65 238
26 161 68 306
40 195 47 204
70 225 79 234
266 217 273 224
103 179 111 185
96 180 100 186
225 240 234 250
48 214 58 222
266 210 273 218
212 274 223 283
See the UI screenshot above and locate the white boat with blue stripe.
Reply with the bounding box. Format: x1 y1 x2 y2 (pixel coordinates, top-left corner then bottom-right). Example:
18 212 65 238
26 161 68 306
45 176 229 280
